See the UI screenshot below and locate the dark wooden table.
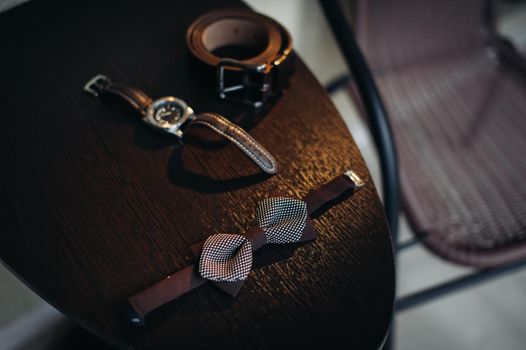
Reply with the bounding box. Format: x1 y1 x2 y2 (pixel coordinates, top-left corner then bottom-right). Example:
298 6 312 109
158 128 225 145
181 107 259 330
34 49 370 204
0 0 394 348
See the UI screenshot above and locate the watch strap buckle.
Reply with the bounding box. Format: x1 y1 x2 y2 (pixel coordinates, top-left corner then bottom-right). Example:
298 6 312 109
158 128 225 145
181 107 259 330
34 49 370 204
84 74 112 98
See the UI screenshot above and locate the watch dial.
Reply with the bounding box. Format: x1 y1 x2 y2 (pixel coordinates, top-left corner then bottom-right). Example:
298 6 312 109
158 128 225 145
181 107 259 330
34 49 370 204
153 101 184 127
146 97 192 137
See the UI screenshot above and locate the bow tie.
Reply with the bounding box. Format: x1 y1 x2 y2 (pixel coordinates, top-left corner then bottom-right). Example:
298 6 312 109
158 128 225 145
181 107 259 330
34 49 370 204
194 197 316 296
125 170 364 326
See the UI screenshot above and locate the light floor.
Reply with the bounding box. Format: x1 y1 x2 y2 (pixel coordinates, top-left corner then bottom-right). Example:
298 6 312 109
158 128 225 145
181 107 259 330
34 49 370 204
1 1 526 349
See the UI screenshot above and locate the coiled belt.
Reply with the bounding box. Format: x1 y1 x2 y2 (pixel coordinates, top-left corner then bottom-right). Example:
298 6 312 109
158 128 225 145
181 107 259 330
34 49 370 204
186 9 294 109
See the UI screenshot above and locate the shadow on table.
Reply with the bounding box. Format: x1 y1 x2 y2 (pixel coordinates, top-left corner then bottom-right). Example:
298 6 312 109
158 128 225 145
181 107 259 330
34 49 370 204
166 146 272 193
116 106 274 193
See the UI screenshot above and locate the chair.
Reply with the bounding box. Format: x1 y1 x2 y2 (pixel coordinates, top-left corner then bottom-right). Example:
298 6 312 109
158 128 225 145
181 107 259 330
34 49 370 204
320 0 526 347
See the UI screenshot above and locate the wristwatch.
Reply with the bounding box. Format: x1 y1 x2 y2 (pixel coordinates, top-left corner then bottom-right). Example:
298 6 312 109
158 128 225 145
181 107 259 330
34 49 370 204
83 74 278 174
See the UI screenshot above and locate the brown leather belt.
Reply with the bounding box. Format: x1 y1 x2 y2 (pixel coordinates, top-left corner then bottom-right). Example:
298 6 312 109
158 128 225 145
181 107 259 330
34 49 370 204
186 9 294 109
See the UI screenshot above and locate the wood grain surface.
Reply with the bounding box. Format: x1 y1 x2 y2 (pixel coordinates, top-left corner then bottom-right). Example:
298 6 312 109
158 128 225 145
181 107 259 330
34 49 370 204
0 0 394 348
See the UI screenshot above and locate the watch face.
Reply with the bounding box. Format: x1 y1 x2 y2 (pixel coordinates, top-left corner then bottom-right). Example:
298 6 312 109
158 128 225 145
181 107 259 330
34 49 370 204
145 97 194 137
154 101 184 125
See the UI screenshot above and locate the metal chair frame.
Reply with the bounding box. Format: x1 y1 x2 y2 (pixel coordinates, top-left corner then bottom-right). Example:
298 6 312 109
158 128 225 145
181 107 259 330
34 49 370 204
319 0 526 348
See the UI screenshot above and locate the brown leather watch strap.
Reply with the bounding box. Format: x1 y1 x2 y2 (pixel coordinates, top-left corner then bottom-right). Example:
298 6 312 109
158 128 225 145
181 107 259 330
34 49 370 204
186 9 294 108
83 75 152 114
84 76 278 174
104 82 153 113
189 112 278 174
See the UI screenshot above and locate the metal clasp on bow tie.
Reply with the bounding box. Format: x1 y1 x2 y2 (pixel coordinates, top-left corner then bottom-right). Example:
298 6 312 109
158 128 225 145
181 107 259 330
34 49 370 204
345 170 365 188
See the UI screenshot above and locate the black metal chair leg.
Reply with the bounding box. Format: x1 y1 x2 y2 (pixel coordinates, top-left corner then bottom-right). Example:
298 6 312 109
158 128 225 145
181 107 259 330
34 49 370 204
320 3 402 349
382 323 394 350
396 258 526 312
319 0 401 246
326 74 352 94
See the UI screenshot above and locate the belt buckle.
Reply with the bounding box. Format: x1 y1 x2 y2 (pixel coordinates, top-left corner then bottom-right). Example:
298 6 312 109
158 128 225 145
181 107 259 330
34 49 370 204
84 74 111 98
216 58 272 109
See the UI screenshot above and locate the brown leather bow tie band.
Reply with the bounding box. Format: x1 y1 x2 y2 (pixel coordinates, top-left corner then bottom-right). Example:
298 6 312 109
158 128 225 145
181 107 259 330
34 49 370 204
186 9 294 108
123 170 364 326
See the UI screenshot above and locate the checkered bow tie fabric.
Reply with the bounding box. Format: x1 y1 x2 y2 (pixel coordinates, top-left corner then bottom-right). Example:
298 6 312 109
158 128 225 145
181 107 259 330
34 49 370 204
199 197 308 282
